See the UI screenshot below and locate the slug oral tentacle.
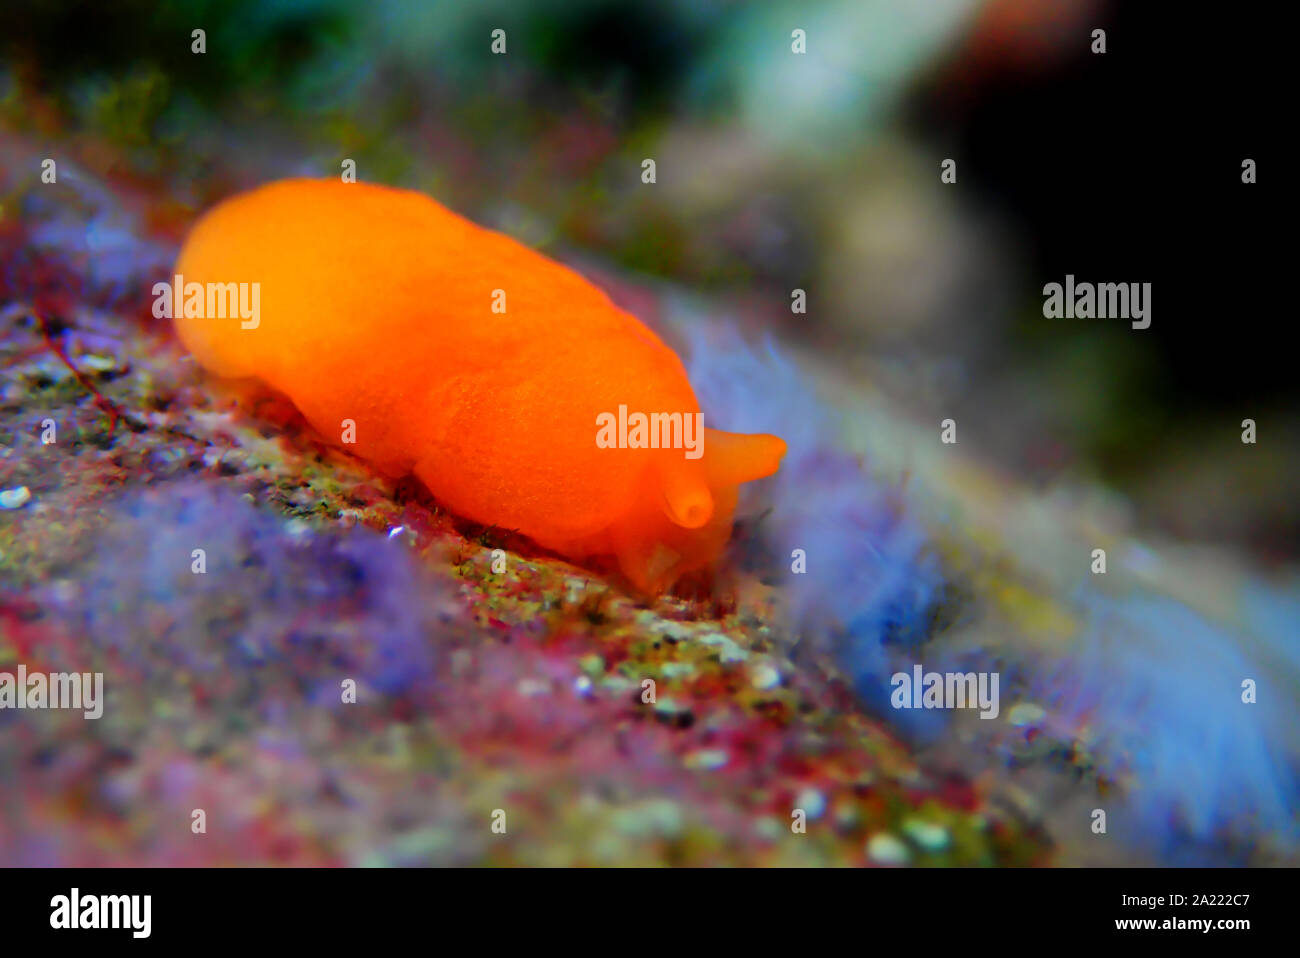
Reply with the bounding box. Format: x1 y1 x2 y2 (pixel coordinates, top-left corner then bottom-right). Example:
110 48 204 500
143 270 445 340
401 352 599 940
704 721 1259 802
660 460 714 529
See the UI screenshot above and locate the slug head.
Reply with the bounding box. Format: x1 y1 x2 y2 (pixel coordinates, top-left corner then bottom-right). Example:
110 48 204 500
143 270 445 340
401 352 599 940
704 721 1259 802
609 428 786 592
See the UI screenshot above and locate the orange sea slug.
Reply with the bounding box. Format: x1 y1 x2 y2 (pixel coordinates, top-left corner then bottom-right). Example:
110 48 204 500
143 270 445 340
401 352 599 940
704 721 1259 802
171 178 785 591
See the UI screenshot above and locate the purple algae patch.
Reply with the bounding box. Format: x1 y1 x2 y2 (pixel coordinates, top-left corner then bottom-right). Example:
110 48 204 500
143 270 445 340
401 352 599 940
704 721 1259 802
72 481 458 700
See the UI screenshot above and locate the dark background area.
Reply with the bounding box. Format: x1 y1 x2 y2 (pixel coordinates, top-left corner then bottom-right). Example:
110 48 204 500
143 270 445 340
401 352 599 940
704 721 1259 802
912 3 1285 407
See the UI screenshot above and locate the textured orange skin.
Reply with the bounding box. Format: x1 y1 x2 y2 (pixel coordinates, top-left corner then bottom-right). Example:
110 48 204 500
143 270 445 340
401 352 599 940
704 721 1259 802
173 179 785 591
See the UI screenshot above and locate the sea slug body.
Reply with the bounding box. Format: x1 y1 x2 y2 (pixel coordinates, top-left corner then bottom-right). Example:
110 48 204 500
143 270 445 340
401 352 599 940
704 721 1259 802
171 178 785 591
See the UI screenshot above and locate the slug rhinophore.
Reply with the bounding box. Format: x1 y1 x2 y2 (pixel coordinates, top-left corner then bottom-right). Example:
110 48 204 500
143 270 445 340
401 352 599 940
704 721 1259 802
170 178 786 591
